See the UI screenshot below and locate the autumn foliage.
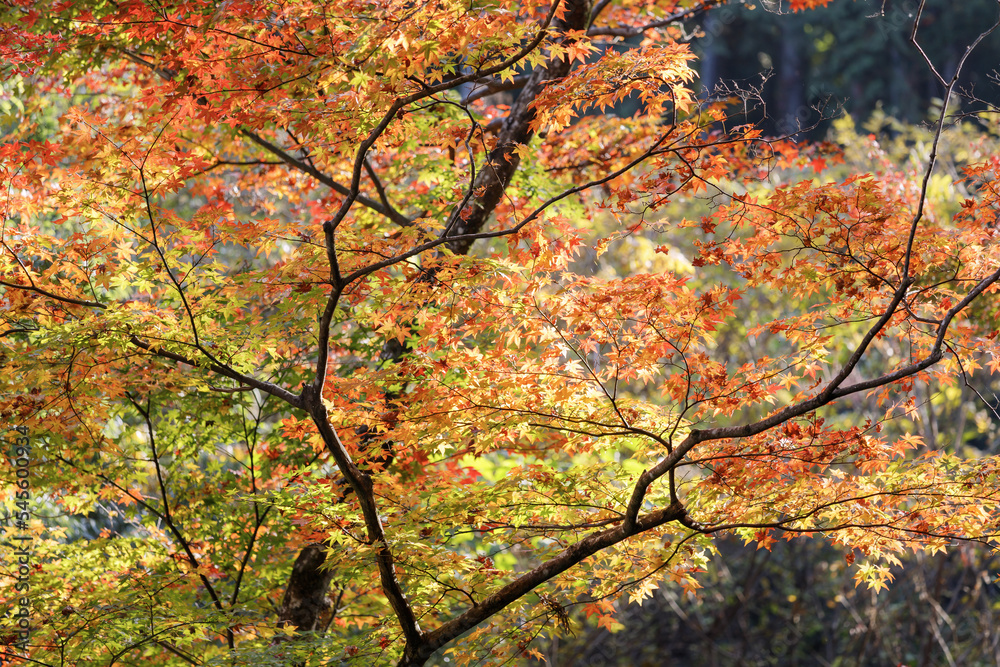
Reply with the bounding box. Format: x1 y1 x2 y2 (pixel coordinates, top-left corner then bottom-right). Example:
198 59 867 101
2 0 1000 665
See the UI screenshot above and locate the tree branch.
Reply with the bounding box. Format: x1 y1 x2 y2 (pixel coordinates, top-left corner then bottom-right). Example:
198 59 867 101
0 279 106 310
622 265 1000 534
241 130 414 228
301 388 423 648
460 73 532 105
406 502 686 664
586 0 726 38
128 334 303 407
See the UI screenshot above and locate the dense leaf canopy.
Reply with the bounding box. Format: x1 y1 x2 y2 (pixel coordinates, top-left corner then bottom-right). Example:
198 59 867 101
2 0 1000 665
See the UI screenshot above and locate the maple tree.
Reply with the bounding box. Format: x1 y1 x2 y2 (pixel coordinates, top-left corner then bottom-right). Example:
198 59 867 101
2 0 1000 665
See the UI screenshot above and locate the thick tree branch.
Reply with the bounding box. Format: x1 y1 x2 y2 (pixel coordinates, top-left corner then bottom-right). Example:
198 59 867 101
285 1 594 654
460 73 532 104
622 265 1000 534
241 130 414 228
0 279 107 310
315 0 566 242
127 334 303 407
442 0 592 256
264 4 585 642
300 387 423 647
403 502 686 664
0 271 302 407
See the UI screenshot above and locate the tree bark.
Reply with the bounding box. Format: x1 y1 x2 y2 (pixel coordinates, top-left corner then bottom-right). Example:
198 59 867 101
276 543 335 632
278 0 593 658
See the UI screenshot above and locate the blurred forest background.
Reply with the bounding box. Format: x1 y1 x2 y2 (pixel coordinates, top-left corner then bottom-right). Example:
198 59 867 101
529 0 1000 665
697 0 1000 137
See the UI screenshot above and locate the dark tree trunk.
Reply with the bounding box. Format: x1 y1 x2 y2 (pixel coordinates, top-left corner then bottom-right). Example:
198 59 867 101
277 543 335 632
777 19 805 136
278 1 594 662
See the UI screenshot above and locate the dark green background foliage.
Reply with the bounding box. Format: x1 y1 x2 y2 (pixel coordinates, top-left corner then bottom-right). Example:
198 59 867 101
693 0 1000 137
